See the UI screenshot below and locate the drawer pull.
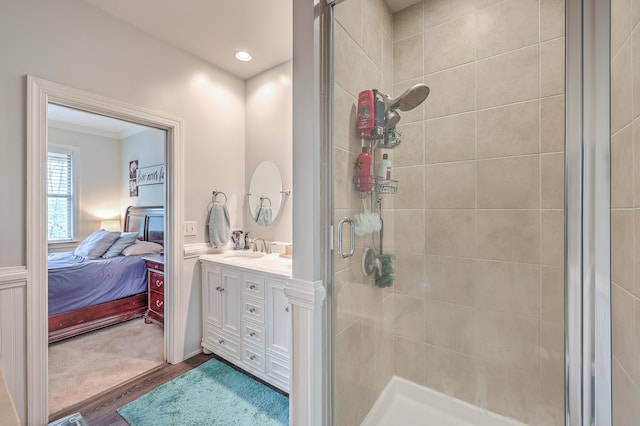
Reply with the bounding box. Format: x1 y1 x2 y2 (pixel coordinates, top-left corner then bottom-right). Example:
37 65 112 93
155 300 164 308
218 339 224 345
249 308 256 313
285 306 289 313
249 284 256 290
155 279 163 287
249 355 256 361
215 286 225 293
249 331 256 337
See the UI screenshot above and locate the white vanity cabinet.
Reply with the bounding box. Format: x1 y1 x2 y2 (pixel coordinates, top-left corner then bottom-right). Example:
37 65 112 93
200 255 291 393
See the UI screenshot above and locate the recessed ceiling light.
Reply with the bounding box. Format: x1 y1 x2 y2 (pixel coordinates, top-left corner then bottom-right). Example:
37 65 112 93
235 51 252 62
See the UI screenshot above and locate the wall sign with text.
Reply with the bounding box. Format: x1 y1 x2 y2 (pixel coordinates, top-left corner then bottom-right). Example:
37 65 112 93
137 164 165 186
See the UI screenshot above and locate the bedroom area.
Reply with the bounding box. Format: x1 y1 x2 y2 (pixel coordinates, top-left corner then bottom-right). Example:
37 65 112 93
46 104 167 418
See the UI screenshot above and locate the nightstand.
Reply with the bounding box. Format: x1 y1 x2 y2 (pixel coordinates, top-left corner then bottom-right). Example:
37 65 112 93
142 254 165 326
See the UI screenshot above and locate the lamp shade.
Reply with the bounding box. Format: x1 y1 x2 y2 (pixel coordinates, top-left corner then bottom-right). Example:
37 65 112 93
100 219 121 232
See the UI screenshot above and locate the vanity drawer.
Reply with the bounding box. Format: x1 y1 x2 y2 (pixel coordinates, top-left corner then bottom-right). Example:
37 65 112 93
149 291 164 315
242 298 264 324
242 275 265 299
149 271 165 294
242 344 266 373
204 329 240 360
242 322 265 347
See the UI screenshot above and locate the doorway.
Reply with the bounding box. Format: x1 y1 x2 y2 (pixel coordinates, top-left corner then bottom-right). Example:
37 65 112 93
27 76 185 424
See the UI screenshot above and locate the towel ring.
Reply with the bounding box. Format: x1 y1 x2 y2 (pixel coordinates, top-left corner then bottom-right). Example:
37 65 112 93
260 196 272 208
212 190 227 205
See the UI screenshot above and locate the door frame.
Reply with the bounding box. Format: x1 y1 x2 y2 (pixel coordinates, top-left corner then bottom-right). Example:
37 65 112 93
26 76 185 424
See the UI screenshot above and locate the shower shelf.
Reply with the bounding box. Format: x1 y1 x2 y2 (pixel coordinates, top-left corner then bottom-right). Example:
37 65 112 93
352 176 398 195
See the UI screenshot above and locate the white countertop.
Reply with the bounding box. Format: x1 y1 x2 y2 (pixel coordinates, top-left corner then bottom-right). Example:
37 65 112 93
200 251 292 277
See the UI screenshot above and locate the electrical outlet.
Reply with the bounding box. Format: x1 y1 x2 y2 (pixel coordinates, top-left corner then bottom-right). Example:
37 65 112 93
184 221 197 236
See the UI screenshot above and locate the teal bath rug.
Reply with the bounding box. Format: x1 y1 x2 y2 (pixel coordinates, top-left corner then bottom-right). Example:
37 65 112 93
117 358 289 426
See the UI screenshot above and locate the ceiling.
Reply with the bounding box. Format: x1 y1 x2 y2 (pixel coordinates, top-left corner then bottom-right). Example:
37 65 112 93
48 104 149 139
82 0 293 80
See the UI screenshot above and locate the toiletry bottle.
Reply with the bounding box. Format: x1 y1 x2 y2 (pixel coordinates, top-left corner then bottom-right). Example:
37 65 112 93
356 146 373 191
377 153 392 180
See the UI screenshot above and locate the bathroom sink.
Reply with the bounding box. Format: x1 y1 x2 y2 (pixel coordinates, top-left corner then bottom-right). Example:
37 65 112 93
223 252 265 259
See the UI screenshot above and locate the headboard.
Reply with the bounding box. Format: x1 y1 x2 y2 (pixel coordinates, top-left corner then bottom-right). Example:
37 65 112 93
124 206 164 245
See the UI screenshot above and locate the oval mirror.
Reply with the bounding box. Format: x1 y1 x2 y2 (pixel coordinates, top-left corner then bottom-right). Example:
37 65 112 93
248 161 284 226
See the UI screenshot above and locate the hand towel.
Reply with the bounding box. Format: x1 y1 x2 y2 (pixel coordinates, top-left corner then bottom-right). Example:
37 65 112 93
255 206 273 226
207 202 231 247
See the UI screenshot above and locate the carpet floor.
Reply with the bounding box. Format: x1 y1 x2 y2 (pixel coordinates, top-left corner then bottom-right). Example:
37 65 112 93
48 319 164 416
117 358 289 426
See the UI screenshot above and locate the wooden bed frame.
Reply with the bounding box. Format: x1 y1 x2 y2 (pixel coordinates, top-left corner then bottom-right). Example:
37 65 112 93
48 206 164 344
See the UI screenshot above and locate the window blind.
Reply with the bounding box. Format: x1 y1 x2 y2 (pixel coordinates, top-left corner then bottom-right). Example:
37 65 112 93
47 151 73 240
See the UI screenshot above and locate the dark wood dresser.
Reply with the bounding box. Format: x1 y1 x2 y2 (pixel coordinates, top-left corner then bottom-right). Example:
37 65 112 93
142 254 165 326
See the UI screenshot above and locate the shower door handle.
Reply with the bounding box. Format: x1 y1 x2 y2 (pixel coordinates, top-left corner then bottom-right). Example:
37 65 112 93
337 217 355 259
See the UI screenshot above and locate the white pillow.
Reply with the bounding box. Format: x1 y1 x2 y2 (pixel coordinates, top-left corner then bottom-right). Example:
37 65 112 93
121 240 163 256
73 230 121 259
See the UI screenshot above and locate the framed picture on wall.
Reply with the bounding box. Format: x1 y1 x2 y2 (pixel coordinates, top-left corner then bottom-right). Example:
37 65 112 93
129 160 138 179
129 178 138 197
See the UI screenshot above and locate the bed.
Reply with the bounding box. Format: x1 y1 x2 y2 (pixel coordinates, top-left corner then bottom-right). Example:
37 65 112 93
48 206 164 343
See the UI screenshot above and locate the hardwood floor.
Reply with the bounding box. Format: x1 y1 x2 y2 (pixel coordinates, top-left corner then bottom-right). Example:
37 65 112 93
49 352 214 426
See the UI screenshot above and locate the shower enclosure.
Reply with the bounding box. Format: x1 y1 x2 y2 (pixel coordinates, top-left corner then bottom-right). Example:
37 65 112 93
324 0 613 424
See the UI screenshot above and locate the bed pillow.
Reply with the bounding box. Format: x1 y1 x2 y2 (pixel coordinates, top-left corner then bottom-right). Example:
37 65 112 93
121 240 164 256
101 232 140 258
73 229 122 259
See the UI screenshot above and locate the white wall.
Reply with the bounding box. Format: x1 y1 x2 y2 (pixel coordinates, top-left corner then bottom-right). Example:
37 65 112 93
122 127 166 209
48 127 122 242
244 60 293 243
0 0 245 422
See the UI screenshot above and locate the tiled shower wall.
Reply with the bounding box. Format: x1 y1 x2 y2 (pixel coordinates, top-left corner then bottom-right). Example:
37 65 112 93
611 0 640 423
334 0 565 425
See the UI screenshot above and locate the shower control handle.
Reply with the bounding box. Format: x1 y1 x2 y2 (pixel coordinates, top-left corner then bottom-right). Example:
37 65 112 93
337 217 355 259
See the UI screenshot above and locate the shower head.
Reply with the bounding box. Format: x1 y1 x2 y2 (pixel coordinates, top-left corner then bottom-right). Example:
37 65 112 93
383 83 430 112
384 110 401 129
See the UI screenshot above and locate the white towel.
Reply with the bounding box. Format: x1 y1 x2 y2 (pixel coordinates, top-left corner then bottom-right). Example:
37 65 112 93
207 202 231 247
255 206 272 226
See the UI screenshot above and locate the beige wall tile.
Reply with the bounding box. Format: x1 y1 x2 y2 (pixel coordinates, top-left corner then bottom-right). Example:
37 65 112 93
611 0 632 56
538 321 565 426
335 321 365 397
394 33 424 83
424 344 476 404
612 124 634 208
541 38 566 98
424 300 476 353
635 210 640 296
475 310 540 371
393 1 423 41
475 360 539 424
541 210 564 266
635 298 640 384
393 121 424 166
425 63 475 119
634 0 640 29
541 265 564 322
633 28 640 119
425 209 476 257
424 14 475 74
540 0 565 42
541 95 565 153
333 85 357 152
394 253 427 298
362 1 385 69
383 31 394 93
612 40 633 134
613 283 635 376
362 54 384 93
477 101 539 159
425 161 476 208
476 0 539 60
425 112 476 163
477 210 540 263
335 24 365 98
423 0 475 29
361 343 394 411
425 255 476 306
335 0 362 46
477 46 540 109
394 336 426 385
477 156 540 209
393 166 424 209
394 209 425 253
541 153 565 209
475 260 540 318
636 121 640 207
392 77 426 123
334 148 354 211
394 293 425 341
612 357 640 425
612 209 634 293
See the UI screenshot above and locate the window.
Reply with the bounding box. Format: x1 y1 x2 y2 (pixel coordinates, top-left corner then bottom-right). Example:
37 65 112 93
47 148 74 241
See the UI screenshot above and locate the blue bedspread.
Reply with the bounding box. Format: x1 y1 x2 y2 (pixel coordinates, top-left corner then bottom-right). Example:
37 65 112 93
48 252 147 316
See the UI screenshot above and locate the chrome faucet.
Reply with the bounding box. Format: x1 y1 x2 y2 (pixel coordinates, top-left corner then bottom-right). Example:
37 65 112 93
252 238 270 253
